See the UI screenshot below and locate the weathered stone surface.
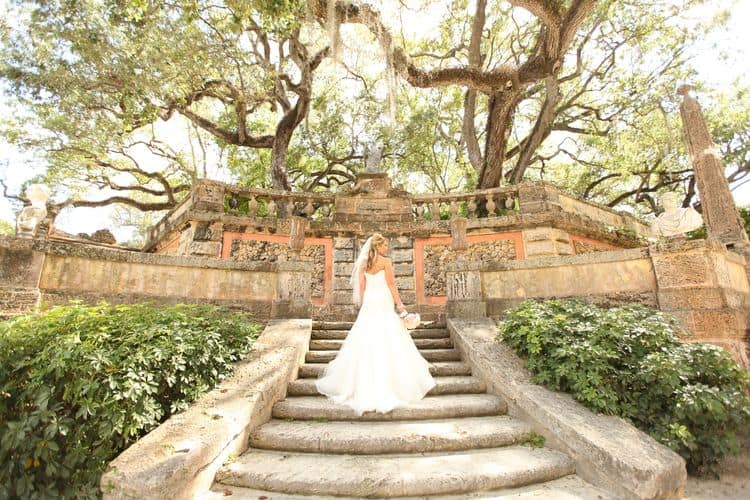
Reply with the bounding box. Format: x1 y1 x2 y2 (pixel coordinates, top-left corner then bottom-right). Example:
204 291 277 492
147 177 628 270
248 415 530 454
333 262 353 277
39 254 277 305
523 227 570 243
393 263 415 276
0 237 45 287
272 394 506 421
486 291 658 318
482 254 656 302
574 239 614 254
216 446 574 497
449 318 686 500
524 240 574 258
207 475 611 499
310 337 452 350
424 240 516 297
391 248 414 263
395 276 415 290
333 247 354 262
333 237 354 249
332 277 353 291
188 241 221 257
230 239 325 298
100 319 312 500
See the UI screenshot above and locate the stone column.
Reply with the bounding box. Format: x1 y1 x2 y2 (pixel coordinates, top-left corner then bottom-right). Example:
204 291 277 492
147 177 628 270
651 239 750 370
0 237 45 319
678 86 749 248
445 261 486 319
271 260 313 319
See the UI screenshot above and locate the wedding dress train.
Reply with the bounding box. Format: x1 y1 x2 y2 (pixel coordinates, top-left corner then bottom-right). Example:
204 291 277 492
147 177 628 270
315 269 436 415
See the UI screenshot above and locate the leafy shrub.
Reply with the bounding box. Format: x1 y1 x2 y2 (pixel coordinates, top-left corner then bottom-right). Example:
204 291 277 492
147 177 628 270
498 299 750 473
0 302 262 499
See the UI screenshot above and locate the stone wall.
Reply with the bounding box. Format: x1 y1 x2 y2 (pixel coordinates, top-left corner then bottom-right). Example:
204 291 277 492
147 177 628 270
0 237 282 319
651 240 750 368
482 248 659 316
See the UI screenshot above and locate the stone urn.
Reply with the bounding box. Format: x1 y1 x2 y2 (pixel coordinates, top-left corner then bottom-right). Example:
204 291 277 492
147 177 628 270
16 184 51 238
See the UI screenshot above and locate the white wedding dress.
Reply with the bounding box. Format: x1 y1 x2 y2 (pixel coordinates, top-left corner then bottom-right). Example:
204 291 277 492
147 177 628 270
315 269 436 415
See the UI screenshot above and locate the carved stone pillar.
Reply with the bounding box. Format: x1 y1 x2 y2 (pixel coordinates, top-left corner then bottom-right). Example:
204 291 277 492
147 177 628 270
678 86 749 248
445 260 486 319
272 260 313 318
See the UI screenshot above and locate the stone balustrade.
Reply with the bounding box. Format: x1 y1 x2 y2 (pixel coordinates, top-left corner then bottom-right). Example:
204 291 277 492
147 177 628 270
411 186 519 220
225 186 337 221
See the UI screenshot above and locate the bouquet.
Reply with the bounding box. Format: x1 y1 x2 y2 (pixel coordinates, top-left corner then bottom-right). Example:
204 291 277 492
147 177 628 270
399 310 421 330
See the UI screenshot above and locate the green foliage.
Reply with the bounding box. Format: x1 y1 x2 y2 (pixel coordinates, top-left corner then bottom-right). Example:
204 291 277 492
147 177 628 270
498 299 750 473
0 219 14 236
0 302 262 498
519 431 546 448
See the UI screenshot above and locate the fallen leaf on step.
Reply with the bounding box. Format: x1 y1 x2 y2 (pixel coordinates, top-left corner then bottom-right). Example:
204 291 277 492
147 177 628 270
222 489 232 496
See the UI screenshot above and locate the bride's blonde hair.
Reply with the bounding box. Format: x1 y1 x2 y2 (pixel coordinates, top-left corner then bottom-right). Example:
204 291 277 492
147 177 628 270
367 233 387 271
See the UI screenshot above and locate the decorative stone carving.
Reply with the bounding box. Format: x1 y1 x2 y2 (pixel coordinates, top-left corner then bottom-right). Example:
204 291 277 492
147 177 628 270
650 192 703 238
424 239 516 297
230 239 325 298
16 184 50 238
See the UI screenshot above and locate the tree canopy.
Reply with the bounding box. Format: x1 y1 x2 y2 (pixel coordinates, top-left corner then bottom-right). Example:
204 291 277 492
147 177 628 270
1 0 747 228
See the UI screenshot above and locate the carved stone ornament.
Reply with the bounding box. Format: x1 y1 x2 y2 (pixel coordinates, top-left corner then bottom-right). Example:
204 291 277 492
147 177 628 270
650 192 703 238
16 184 51 238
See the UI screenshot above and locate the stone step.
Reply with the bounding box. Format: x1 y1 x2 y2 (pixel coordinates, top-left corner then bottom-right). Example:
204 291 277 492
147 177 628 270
313 320 447 330
288 375 485 397
312 327 449 339
249 415 532 454
298 361 473 378
209 475 610 499
305 348 461 364
272 394 506 421
309 337 453 350
215 447 576 497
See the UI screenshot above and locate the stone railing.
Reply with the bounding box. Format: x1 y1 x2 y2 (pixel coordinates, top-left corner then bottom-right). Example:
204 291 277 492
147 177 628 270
224 186 336 221
411 186 519 220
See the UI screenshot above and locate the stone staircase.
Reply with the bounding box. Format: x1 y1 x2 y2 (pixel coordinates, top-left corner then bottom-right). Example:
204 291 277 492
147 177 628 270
210 321 609 498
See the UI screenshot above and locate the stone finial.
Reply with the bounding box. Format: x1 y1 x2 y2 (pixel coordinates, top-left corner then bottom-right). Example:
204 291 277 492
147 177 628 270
16 184 51 238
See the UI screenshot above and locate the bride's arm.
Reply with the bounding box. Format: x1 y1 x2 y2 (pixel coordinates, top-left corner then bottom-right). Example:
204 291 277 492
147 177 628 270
383 259 406 313
358 264 366 304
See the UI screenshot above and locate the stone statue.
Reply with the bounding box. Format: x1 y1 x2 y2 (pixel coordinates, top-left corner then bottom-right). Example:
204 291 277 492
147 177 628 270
650 192 703 238
16 184 51 238
364 143 383 173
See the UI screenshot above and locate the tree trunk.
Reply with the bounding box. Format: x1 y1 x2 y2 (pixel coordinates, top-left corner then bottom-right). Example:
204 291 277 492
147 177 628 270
477 90 522 188
507 75 560 184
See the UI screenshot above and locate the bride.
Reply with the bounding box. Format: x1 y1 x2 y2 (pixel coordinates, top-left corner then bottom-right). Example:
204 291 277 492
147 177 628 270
315 233 436 415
